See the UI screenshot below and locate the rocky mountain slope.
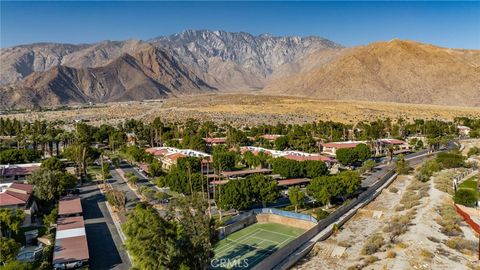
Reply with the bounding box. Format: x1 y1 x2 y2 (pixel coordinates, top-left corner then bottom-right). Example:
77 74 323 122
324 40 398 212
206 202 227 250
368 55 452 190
1 45 214 107
1 31 479 108
264 40 480 106
150 30 341 89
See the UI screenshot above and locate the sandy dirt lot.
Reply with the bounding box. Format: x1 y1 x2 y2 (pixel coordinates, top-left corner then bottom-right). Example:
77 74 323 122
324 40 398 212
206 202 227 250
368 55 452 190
293 165 480 270
2 92 480 126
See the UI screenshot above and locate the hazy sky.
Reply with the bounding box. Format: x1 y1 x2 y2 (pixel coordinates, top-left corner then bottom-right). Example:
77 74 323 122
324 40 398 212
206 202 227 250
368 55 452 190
1 1 479 49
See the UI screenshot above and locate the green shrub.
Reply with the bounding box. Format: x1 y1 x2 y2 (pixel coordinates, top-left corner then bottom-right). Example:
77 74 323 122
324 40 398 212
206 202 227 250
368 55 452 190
315 209 329 220
454 189 477 207
467 147 480 157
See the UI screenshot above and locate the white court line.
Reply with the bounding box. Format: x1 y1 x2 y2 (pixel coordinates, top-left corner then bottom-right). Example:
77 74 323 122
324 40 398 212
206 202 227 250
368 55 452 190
215 230 263 257
258 228 297 238
251 236 281 245
215 229 261 254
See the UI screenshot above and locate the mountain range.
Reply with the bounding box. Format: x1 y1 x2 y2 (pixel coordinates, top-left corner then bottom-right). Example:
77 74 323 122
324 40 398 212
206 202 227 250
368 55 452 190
1 30 479 108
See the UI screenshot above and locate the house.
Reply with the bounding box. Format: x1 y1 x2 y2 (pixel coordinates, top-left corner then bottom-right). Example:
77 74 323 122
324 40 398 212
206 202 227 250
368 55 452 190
126 133 138 145
260 134 284 141
145 147 213 172
320 141 365 156
204 137 227 147
321 139 410 157
0 182 38 226
458 125 471 137
0 163 41 182
375 139 410 156
240 146 335 167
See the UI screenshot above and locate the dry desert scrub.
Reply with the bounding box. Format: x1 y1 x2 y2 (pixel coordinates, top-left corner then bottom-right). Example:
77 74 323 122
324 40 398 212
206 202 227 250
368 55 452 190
382 209 416 243
399 180 429 209
445 237 477 255
436 202 464 236
361 234 385 255
434 170 456 195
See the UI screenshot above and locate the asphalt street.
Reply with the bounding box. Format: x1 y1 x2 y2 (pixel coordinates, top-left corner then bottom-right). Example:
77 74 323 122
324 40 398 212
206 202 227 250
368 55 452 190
79 182 131 270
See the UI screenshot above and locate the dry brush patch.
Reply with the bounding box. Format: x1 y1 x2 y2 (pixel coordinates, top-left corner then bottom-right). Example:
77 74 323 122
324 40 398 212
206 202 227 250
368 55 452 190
3 93 480 126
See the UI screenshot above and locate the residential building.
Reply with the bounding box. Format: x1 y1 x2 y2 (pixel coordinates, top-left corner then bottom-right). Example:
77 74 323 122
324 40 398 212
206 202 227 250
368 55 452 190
458 125 471 137
0 182 38 226
320 141 365 156
145 147 213 172
0 163 41 182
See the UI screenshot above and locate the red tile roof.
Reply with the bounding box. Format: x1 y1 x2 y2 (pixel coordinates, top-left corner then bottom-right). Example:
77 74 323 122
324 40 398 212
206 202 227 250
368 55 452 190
283 154 333 162
221 168 272 177
0 182 33 207
0 192 27 206
145 148 170 156
261 134 283 141
0 165 40 177
321 142 361 149
58 196 83 216
380 139 407 145
9 182 34 193
204 138 227 144
165 152 187 161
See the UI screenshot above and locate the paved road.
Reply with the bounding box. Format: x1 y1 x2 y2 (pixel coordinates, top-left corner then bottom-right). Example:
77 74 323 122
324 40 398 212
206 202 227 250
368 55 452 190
109 167 140 210
361 149 434 187
80 183 131 270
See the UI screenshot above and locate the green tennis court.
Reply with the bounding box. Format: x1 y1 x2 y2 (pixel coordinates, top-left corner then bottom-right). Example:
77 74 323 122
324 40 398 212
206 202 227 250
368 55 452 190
212 223 305 269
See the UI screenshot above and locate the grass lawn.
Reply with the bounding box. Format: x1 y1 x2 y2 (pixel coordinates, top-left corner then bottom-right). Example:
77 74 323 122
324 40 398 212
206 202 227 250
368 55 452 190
459 176 478 191
212 223 305 269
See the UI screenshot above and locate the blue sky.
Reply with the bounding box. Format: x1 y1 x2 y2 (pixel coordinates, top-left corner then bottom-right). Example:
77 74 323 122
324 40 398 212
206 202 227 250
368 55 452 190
1 1 479 49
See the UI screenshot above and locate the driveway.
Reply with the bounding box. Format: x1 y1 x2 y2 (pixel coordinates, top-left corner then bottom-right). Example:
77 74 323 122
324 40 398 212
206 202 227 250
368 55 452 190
80 183 131 270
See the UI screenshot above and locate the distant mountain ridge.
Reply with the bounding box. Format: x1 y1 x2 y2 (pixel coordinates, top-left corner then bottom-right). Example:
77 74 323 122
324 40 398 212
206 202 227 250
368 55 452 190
1 30 479 108
263 40 480 106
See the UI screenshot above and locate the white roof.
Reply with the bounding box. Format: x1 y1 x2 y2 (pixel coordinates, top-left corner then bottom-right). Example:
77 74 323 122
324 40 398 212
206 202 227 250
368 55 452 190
56 228 86 240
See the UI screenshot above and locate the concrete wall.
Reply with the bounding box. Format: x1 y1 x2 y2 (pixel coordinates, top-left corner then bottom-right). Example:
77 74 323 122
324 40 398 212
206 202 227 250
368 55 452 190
218 213 257 239
256 213 316 230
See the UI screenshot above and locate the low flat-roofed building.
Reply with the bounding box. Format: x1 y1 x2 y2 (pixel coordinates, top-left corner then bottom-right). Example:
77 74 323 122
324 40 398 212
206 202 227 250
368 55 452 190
0 163 41 182
277 178 311 187
53 216 89 270
58 195 82 217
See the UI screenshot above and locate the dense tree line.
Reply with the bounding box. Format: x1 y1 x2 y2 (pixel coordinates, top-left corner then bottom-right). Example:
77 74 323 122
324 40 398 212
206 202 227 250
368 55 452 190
271 158 328 178
123 195 217 270
306 171 361 207
215 174 280 210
